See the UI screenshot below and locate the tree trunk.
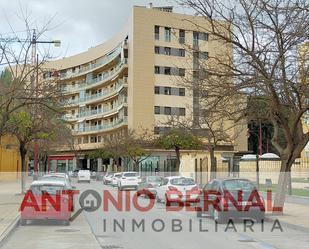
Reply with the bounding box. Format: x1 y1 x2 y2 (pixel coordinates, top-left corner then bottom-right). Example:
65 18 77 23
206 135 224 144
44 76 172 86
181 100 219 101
19 143 27 194
273 158 294 212
175 147 181 174
43 154 48 173
209 148 217 180
133 161 139 172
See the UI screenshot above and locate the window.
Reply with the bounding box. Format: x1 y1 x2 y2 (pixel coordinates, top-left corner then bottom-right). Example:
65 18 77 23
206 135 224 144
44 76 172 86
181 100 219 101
193 31 199 46
193 70 199 78
179 108 186 116
201 90 208 98
154 25 160 40
193 51 199 64
164 67 171 75
154 46 160 54
154 66 160 74
164 107 171 115
165 27 171 42
200 32 209 41
179 49 185 57
179 88 185 96
71 110 75 115
200 51 209 60
98 136 102 143
179 29 185 44
154 86 160 94
154 106 160 114
164 87 171 95
179 68 185 77
164 47 171 55
154 127 160 135
83 136 89 144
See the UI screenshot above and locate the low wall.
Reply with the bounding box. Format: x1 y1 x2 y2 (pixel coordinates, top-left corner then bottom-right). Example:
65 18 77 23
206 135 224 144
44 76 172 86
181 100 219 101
239 159 309 184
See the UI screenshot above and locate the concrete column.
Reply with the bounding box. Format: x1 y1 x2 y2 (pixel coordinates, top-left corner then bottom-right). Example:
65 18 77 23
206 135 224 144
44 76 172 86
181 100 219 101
65 159 69 173
87 158 90 169
110 158 114 171
72 157 77 170
97 158 102 172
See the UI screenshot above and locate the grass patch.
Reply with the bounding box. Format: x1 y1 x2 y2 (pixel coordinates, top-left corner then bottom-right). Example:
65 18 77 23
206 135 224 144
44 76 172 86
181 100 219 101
291 178 309 183
259 184 309 197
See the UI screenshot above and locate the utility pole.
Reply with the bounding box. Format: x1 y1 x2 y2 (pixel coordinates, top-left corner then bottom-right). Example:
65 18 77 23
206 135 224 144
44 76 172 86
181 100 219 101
258 121 263 155
31 29 39 180
30 29 61 179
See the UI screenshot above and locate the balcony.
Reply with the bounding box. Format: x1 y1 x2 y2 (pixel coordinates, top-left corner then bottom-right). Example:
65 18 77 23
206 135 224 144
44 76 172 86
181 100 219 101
60 44 123 79
63 97 127 121
73 117 128 135
63 78 127 106
62 58 128 93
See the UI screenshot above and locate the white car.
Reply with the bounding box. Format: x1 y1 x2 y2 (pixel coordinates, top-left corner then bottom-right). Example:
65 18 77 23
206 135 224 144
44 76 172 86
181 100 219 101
117 172 141 190
111 173 122 186
155 176 199 204
103 173 114 185
77 170 91 183
41 173 74 190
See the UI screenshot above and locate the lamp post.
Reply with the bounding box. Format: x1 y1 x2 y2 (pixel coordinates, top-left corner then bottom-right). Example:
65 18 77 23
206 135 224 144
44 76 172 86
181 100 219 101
31 29 61 180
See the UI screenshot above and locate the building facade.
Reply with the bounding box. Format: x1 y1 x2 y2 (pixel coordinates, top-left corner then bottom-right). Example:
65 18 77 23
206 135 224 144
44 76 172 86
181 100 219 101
0 135 22 180
45 5 247 172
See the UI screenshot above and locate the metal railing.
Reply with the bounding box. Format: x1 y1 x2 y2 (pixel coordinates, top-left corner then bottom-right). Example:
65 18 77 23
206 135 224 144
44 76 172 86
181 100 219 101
74 116 128 134
63 78 127 106
62 58 128 93
62 97 127 120
60 45 122 79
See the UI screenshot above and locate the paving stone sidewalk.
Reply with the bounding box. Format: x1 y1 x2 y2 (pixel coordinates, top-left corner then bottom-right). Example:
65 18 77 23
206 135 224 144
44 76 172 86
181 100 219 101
0 180 25 242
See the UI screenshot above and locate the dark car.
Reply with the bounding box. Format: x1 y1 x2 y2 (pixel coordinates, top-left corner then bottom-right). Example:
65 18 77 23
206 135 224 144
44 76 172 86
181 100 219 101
137 175 163 198
196 178 265 223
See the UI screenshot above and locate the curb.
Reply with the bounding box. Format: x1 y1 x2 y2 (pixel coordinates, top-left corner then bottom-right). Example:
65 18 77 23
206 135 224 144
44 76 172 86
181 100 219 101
0 215 20 247
265 216 309 233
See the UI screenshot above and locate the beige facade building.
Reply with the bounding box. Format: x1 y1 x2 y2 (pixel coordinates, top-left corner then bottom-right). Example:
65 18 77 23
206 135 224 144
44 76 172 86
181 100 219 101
44 5 247 172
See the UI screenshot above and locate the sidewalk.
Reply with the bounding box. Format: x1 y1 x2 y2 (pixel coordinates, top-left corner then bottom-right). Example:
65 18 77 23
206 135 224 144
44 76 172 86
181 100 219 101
266 197 309 231
0 180 25 242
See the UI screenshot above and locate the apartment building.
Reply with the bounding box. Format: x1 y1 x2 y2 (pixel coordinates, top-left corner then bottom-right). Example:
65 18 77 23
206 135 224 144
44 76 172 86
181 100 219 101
45 5 247 172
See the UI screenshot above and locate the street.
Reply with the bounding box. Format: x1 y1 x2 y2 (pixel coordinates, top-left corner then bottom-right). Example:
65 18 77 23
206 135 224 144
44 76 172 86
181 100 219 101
2 180 308 249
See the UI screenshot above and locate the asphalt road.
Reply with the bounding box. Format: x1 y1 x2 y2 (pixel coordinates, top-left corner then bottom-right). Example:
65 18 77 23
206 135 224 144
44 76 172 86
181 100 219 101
80 181 309 249
2 180 309 249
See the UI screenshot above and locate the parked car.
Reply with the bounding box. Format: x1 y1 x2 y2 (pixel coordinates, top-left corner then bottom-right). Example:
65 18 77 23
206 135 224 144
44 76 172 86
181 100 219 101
111 173 122 186
137 175 163 198
41 173 74 190
103 173 114 185
117 172 141 190
71 169 79 178
42 173 71 182
77 170 91 183
20 180 72 226
96 172 105 181
156 176 199 204
195 178 265 223
91 171 97 179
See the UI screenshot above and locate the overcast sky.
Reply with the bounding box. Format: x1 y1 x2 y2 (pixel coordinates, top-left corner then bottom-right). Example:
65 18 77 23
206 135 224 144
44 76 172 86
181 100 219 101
0 0 186 59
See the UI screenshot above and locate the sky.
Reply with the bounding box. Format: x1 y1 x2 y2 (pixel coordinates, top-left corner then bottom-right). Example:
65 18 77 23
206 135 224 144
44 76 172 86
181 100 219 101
0 0 185 59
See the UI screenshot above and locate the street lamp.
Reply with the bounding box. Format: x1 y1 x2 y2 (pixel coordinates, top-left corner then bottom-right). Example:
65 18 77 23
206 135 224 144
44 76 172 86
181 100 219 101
31 29 61 180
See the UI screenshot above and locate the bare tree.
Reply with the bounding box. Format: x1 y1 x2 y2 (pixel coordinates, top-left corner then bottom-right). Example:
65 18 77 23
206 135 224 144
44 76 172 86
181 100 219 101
0 14 60 136
0 13 64 192
178 0 309 207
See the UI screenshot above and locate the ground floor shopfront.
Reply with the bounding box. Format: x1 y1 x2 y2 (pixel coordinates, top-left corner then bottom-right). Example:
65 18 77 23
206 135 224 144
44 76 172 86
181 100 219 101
48 148 240 184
